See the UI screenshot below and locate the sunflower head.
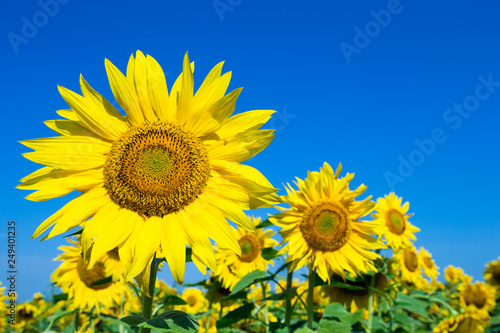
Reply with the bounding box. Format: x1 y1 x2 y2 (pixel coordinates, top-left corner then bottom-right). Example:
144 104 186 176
372 193 420 250
215 216 278 290
444 265 472 286
19 51 280 293
419 247 439 280
52 238 127 313
432 310 488 333
484 257 500 292
459 281 497 314
178 288 208 314
270 162 385 282
392 245 427 288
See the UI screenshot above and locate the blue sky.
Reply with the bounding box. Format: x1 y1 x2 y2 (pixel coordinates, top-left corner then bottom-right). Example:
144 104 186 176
1 0 499 301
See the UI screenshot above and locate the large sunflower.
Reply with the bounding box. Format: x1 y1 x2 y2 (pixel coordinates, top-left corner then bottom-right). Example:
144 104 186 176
484 257 500 292
371 193 419 250
215 216 278 290
270 162 385 282
18 51 279 288
52 238 127 313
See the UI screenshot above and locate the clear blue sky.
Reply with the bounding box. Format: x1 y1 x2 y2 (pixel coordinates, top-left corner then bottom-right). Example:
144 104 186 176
1 0 499 301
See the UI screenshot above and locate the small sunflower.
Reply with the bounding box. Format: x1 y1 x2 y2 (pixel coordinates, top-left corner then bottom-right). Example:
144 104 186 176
432 310 488 333
393 245 425 288
484 257 500 292
215 216 278 290
16 303 37 331
459 281 496 314
0 282 8 327
372 192 420 250
270 162 385 282
19 51 279 292
419 247 439 280
52 238 127 313
178 288 208 314
444 266 471 286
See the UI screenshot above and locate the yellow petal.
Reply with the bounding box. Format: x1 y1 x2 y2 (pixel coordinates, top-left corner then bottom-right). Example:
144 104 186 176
146 55 170 121
133 51 157 122
160 214 186 284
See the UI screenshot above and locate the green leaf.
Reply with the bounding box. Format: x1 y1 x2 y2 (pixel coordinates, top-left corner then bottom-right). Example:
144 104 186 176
138 311 199 332
44 309 76 330
97 314 133 330
230 270 269 295
52 293 68 302
262 247 279 260
318 303 357 333
182 279 207 287
326 280 367 291
61 324 75 333
256 219 273 228
271 262 291 277
219 290 248 302
395 292 430 321
88 275 113 287
261 287 298 301
163 295 188 306
216 302 255 329
121 315 147 326
185 247 192 263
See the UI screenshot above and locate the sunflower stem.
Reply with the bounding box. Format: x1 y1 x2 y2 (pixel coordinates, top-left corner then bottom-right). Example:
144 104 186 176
307 265 315 330
284 269 294 330
366 273 377 333
141 256 158 333
261 282 270 333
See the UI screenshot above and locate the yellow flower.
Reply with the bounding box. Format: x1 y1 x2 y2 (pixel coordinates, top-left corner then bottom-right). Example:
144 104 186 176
19 51 279 292
444 266 471 286
419 247 439 280
392 245 426 288
270 162 384 282
433 310 488 333
459 281 496 314
215 217 278 290
51 238 127 313
372 192 420 250
484 257 500 292
15 303 37 331
178 288 208 314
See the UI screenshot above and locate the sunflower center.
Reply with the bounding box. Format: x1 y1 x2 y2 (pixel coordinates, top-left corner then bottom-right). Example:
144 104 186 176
186 295 197 307
238 235 261 263
300 201 351 252
385 209 406 235
77 258 112 290
104 122 211 217
473 290 487 309
423 256 434 269
493 270 500 284
403 248 419 272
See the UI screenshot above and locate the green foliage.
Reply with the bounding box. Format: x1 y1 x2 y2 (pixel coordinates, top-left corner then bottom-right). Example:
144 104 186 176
216 302 255 329
137 311 199 332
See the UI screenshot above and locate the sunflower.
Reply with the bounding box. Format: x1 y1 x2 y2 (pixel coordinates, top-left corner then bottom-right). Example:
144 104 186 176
459 281 496 314
484 257 500 292
52 238 127 313
444 266 471 286
432 310 488 333
371 192 420 250
178 288 208 314
392 245 426 288
15 303 37 331
18 51 279 290
419 247 439 280
321 272 387 311
270 162 385 282
215 216 278 290
0 282 8 328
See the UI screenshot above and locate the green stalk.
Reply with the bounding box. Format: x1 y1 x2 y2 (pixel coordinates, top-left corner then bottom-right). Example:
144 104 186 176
366 274 377 333
261 282 269 333
306 265 315 330
284 269 293 330
141 256 158 333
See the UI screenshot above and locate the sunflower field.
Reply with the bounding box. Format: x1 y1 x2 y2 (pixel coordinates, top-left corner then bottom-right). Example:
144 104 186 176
4 52 500 333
